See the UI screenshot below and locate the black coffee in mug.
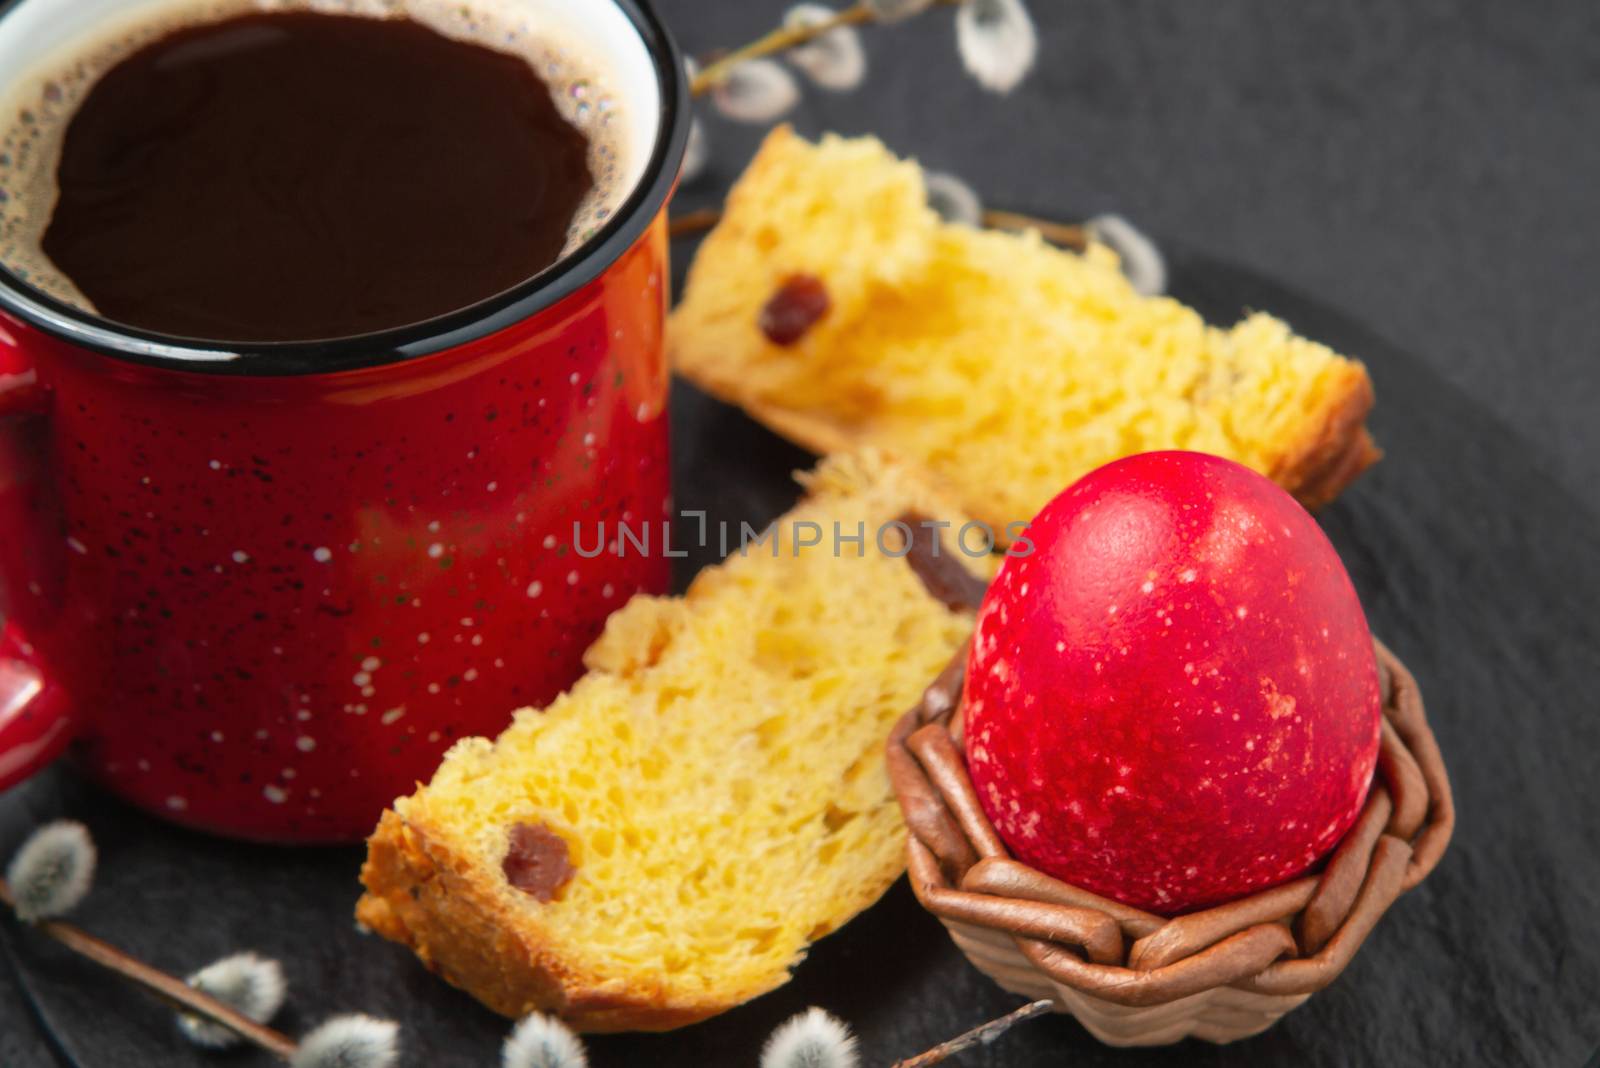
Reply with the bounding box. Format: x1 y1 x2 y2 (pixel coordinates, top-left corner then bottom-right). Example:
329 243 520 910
0 2 638 342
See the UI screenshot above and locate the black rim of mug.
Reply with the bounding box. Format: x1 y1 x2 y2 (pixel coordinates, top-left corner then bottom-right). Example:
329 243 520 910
0 0 691 377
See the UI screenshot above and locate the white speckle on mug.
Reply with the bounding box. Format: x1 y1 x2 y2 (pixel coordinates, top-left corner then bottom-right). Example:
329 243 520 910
417 632 430 644
313 547 333 563
361 656 381 672
166 796 188 811
464 669 479 682
66 536 87 554
428 543 445 559
296 736 316 752
567 570 579 586
232 550 250 564
526 581 543 599
263 785 287 804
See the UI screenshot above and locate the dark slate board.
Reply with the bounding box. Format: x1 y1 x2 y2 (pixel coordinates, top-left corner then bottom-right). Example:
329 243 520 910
3 246 1598 1068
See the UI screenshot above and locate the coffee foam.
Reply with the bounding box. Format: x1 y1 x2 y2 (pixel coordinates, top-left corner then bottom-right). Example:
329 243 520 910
0 0 657 321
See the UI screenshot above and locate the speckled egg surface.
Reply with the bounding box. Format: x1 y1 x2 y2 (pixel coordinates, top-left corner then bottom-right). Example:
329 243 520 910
964 451 1382 915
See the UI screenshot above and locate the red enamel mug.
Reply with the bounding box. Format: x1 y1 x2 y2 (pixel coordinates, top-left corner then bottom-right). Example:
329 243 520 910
0 0 689 841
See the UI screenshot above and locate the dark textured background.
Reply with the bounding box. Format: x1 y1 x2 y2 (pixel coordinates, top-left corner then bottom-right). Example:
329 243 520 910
4 1 1599 1065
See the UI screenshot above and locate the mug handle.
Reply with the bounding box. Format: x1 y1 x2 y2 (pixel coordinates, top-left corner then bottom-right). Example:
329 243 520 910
0 321 74 790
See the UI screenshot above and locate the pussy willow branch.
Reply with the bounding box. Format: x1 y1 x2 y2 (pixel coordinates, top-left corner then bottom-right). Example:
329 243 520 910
666 208 725 238
669 207 1087 250
5 868 1050 1064
890 999 1055 1068
690 0 965 96
0 877 299 1060
982 208 1089 251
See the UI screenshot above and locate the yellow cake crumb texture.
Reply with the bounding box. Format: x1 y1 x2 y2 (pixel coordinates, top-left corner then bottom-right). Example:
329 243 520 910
359 451 984 1030
669 126 1377 532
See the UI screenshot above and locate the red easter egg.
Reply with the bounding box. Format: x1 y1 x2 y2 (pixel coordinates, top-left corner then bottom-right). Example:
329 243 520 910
964 451 1382 914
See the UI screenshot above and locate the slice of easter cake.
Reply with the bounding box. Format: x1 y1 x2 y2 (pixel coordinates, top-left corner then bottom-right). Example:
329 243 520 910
669 126 1379 536
358 451 985 1031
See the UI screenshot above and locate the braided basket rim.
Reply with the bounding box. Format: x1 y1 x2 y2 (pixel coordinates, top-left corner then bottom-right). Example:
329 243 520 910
887 638 1455 1009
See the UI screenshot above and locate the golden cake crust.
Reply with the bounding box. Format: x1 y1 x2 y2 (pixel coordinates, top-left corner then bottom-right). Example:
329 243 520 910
359 811 729 1031
1269 366 1382 510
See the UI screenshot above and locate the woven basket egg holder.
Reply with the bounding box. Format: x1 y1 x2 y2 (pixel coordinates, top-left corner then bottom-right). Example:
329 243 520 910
887 639 1455 1047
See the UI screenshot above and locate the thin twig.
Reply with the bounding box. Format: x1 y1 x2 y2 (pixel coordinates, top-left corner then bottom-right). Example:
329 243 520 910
982 209 1088 250
690 0 964 96
0 877 299 1060
668 208 726 239
669 206 1090 252
891 999 1055 1068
